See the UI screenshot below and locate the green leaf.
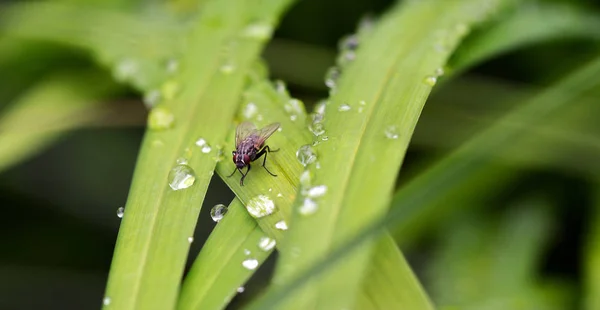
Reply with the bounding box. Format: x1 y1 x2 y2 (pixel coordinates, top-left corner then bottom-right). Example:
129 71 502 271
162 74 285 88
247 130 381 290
103 1 294 309
584 183 600 310
266 0 514 309
450 1 600 73
0 2 183 91
0 71 119 172
245 51 600 310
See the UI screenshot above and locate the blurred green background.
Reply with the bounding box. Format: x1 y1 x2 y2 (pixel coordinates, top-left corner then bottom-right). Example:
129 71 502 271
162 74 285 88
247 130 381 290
1 0 600 309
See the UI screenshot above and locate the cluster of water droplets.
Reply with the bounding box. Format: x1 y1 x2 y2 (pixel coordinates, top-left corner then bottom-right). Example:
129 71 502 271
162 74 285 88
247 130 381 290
195 138 212 154
274 80 306 122
245 195 276 218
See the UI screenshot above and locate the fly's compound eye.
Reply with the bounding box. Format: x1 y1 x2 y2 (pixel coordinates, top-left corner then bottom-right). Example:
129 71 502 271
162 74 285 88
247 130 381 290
243 155 251 164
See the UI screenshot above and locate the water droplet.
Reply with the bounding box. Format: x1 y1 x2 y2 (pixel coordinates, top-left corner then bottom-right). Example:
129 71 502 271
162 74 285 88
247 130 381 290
244 249 251 255
116 207 124 218
300 170 312 188
168 164 196 190
321 136 329 141
423 75 437 86
277 127 282 132
316 162 322 169
314 100 328 115
210 204 228 222
166 58 179 74
103 297 111 306
161 80 180 101
435 67 445 77
275 220 288 230
258 236 276 251
325 67 341 89
384 125 399 139
290 115 297 121
285 99 305 118
296 145 317 166
277 193 283 198
114 58 138 81
339 34 359 51
306 185 327 198
237 286 245 293
246 195 276 218
308 121 325 137
176 157 188 165
336 50 356 67
220 62 236 74
274 80 289 97
148 106 175 130
188 237 194 243
143 90 161 109
359 100 366 106
338 103 351 112
195 138 212 153
242 258 259 270
243 102 258 119
241 22 273 41
298 198 318 215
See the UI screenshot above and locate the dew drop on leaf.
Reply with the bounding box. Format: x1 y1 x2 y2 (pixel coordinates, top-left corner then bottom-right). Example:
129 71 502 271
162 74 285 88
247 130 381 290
148 106 175 130
242 258 259 270
298 198 318 216
210 204 228 222
237 286 245 293
338 103 351 112
306 185 327 198
275 220 288 230
143 89 161 109
246 195 276 218
258 236 276 251
168 164 196 190
241 22 273 41
325 66 341 89
423 75 437 86
116 207 124 218
296 145 317 166
187 237 194 243
384 125 399 139
103 297 111 306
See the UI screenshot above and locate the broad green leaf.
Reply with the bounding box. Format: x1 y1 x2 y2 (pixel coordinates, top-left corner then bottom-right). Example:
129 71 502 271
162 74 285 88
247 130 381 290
269 0 514 309
245 51 600 310
0 71 120 172
103 0 294 309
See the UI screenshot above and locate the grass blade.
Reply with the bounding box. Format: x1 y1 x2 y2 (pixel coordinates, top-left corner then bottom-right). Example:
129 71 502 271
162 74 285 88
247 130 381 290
584 183 600 310
0 71 119 172
269 0 512 309
103 1 294 309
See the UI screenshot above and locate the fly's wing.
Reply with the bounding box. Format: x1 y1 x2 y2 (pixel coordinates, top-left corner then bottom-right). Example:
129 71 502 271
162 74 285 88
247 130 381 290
235 121 257 146
253 122 280 149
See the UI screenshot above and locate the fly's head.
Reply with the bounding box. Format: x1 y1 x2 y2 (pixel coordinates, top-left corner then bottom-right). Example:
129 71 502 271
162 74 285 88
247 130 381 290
232 150 250 168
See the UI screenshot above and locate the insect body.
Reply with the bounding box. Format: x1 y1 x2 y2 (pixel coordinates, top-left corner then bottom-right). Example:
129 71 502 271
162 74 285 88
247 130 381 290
228 121 280 186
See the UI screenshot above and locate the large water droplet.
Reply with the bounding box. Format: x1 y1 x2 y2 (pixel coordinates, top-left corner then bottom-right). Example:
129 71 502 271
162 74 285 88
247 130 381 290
242 258 259 270
116 207 124 218
275 220 288 230
103 297 111 306
298 198 318 215
237 286 245 293
211 204 228 222
296 145 317 166
148 106 175 130
306 185 327 198
338 103 351 112
246 195 276 218
258 236 276 251
243 102 258 119
325 67 341 89
168 164 196 190
384 125 399 139
143 90 161 109
241 22 273 41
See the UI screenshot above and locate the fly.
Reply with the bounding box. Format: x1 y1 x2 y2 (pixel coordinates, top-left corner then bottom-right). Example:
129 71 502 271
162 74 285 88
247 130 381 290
228 121 280 186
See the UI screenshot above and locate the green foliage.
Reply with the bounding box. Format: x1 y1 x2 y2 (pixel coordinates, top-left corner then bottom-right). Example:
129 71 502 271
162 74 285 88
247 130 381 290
1 0 600 309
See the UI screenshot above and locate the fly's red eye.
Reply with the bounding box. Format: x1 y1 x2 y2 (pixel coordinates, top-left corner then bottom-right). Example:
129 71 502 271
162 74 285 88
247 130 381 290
243 155 251 164
232 154 237 163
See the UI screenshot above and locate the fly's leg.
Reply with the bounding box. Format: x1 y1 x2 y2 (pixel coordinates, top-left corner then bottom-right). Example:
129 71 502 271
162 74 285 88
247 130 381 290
255 145 277 177
240 165 250 186
227 167 238 177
